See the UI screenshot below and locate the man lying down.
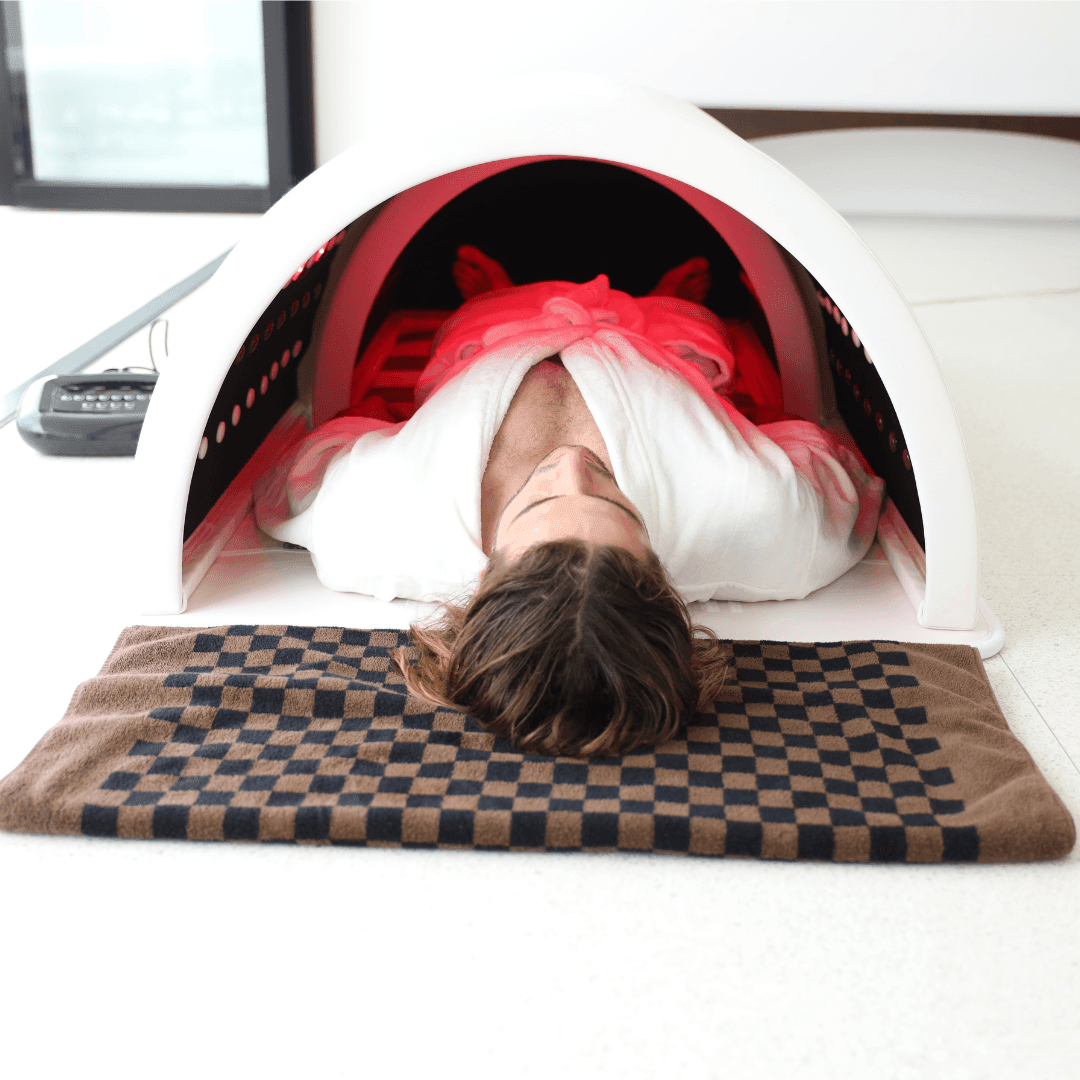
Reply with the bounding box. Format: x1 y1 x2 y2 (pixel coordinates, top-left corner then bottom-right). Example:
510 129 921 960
254 249 885 758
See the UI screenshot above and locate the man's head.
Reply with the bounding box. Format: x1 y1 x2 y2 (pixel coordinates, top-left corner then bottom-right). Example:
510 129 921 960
396 539 729 757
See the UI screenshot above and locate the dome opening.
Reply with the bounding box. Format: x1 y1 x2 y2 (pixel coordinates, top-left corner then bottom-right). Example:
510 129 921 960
182 157 924 553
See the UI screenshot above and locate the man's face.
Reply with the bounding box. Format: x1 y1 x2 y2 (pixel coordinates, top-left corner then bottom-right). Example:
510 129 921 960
491 445 651 563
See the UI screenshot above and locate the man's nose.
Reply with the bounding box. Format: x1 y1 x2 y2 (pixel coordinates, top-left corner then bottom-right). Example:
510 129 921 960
555 452 597 493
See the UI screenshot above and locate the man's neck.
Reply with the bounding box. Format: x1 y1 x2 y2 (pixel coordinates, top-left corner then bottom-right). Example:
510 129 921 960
479 358 612 554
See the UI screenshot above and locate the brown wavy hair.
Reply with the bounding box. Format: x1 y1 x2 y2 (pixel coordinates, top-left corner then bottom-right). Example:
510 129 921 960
393 540 731 757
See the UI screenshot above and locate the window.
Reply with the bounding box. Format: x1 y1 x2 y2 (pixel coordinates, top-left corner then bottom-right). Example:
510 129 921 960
0 0 313 211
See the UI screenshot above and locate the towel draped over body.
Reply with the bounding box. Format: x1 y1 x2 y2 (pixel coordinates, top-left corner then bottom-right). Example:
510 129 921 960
254 276 885 604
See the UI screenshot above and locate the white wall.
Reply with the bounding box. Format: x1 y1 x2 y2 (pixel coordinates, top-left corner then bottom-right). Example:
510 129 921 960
311 0 1080 165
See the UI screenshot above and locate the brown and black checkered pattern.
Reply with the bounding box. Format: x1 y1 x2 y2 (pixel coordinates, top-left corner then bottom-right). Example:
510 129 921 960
74 625 984 861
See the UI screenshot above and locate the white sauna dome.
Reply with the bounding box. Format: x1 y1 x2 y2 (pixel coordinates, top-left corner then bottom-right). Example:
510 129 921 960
134 74 1002 656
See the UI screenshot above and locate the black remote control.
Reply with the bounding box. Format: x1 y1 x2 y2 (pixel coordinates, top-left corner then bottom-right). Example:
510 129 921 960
16 371 159 456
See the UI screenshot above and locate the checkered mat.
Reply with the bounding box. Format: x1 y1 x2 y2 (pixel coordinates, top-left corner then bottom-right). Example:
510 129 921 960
0 625 1073 861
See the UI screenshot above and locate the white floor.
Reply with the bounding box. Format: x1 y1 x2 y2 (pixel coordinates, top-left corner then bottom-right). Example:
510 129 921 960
1 201 1079 1076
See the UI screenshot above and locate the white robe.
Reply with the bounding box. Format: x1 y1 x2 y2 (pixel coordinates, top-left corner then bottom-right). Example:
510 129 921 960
254 329 885 606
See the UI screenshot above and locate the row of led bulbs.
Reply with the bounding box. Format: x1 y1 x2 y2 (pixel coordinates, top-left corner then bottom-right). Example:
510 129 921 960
198 232 348 459
198 339 303 460
818 291 911 472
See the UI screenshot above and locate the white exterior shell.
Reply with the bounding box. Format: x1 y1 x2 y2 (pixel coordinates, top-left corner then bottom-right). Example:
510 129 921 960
134 75 983 643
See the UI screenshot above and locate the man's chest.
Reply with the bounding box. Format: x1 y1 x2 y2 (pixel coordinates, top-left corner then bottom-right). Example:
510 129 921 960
486 359 610 471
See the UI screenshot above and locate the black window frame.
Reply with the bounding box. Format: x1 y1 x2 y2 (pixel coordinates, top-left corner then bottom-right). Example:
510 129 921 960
0 0 313 213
